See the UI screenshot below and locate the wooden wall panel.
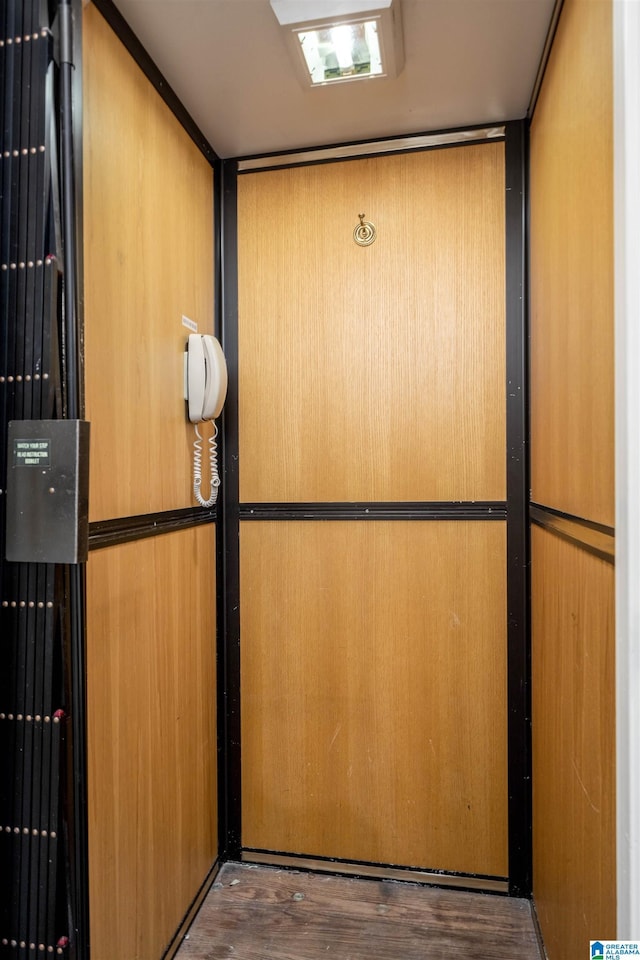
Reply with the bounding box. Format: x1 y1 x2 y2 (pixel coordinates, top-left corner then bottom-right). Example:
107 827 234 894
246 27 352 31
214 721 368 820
532 527 616 958
530 0 616 953
238 144 505 503
83 5 214 522
86 526 218 960
529 0 614 526
240 521 508 876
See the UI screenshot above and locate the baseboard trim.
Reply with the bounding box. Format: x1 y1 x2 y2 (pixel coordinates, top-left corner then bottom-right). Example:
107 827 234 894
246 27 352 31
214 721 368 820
529 898 548 959
161 858 222 960
240 850 509 894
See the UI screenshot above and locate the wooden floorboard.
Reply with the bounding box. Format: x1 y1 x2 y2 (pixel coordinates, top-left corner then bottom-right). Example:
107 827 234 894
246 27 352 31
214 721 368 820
174 863 543 960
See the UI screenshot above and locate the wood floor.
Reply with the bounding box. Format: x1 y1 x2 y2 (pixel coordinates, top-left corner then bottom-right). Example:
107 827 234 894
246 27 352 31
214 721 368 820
174 863 543 960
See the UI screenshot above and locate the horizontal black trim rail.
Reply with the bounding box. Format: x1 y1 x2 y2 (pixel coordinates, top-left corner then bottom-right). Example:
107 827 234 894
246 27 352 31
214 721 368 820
236 123 505 172
241 848 508 894
236 123 505 173
91 0 218 166
530 502 614 536
89 507 216 550
239 501 507 521
530 503 615 564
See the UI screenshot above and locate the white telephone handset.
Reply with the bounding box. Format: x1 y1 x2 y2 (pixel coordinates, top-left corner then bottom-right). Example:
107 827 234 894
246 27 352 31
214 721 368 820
184 334 228 507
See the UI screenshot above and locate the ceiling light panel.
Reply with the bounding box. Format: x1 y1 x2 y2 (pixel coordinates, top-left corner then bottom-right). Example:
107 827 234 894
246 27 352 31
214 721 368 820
270 0 404 87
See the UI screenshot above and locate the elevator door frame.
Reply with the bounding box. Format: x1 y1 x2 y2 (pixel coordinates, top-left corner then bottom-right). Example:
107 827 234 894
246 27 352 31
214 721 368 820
217 120 530 897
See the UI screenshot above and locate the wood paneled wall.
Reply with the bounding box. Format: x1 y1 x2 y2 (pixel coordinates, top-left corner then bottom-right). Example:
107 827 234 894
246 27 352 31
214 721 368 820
532 528 616 955
241 520 508 876
529 0 616 954
83 8 218 960
86 528 218 960
238 144 505 503
530 0 614 528
238 144 509 880
83 4 214 522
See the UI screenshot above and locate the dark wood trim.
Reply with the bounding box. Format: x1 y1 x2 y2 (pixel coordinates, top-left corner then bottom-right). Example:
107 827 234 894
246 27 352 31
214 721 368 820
505 119 532 899
530 504 615 564
90 0 219 166
239 501 507 521
88 507 216 551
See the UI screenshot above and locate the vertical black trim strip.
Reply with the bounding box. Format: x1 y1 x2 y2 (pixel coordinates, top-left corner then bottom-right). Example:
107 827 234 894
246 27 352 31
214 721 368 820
214 159 226 861
504 119 532 898
59 0 79 420
90 0 218 166
218 160 242 859
58 0 90 955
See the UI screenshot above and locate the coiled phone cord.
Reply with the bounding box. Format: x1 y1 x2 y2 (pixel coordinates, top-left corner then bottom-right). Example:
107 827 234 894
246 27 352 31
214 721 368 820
193 421 220 508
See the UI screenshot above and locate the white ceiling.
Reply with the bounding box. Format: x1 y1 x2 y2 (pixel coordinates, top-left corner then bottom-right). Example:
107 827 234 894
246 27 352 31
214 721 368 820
110 0 556 159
